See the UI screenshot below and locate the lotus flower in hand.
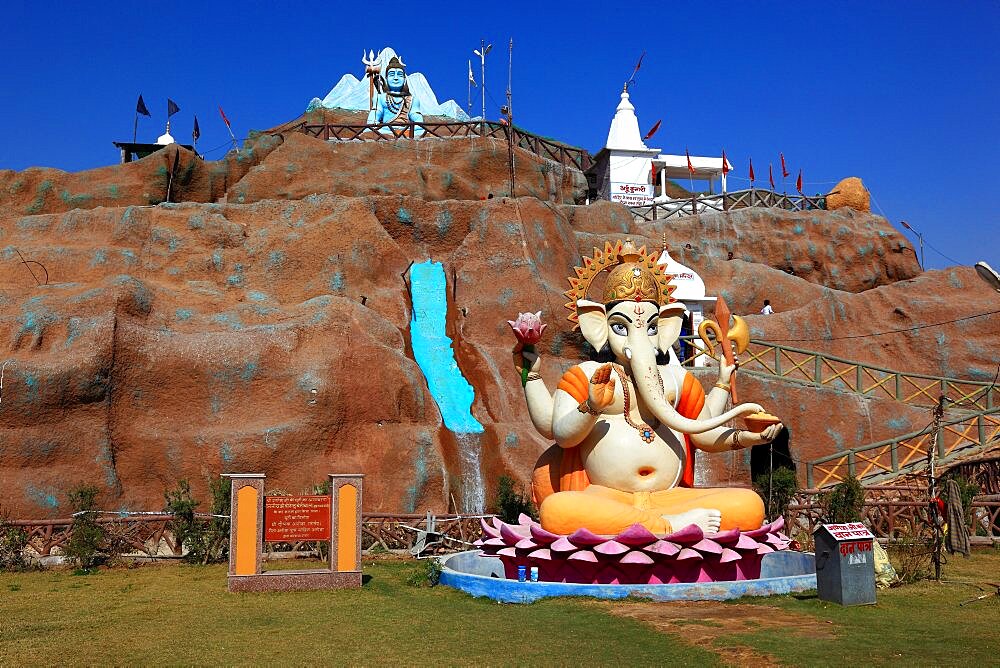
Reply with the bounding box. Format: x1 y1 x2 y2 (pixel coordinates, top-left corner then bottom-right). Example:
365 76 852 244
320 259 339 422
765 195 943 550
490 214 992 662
508 311 547 345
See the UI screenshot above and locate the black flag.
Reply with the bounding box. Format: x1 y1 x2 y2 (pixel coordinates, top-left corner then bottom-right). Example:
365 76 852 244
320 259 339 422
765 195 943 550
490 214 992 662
167 99 180 117
192 116 200 142
136 94 150 117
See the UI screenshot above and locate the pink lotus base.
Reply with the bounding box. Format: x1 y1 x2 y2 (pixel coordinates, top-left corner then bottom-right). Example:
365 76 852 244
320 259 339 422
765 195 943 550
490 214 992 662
475 515 791 584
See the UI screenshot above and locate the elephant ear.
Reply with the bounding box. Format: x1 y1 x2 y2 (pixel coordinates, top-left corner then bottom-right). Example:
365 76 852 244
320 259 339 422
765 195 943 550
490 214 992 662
657 303 686 358
577 300 608 352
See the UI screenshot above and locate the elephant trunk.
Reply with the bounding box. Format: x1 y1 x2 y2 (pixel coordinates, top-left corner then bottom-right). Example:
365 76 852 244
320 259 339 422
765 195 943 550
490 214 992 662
625 343 754 435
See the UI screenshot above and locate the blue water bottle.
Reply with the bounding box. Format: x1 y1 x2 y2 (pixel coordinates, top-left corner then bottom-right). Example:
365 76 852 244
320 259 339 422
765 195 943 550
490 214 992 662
517 565 527 582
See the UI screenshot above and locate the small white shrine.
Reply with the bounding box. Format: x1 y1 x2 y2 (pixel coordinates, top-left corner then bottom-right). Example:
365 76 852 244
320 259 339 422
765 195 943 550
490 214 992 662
588 87 730 207
658 245 717 367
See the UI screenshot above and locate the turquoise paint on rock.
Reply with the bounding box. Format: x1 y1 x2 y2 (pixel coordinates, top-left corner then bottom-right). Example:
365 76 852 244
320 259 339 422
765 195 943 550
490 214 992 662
408 261 483 435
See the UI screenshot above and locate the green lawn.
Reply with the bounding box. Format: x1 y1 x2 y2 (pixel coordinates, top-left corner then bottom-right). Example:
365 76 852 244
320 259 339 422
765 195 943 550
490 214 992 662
1 551 997 666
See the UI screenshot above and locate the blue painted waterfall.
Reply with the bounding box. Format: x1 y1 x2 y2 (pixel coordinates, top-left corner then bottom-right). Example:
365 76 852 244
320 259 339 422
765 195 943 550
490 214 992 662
408 261 485 512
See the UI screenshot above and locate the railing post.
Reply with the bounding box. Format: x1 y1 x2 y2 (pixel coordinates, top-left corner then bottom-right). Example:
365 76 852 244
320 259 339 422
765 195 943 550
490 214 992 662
895 373 903 401
978 414 986 446
856 365 864 394
937 425 946 459
774 347 782 376
848 451 856 477
807 463 814 488
815 355 822 384
890 441 899 472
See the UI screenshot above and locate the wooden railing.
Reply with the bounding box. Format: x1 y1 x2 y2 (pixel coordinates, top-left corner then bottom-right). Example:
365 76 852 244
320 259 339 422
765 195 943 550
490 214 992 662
630 188 828 222
787 485 1000 545
7 512 492 558
806 408 1000 488
285 119 592 172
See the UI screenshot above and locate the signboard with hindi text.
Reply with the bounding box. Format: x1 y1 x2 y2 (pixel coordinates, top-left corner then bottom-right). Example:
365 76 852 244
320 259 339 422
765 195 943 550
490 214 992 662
264 494 331 542
610 182 654 206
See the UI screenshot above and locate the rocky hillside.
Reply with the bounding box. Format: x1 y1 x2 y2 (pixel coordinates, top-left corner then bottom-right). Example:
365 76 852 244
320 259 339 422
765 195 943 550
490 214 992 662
1 130 997 517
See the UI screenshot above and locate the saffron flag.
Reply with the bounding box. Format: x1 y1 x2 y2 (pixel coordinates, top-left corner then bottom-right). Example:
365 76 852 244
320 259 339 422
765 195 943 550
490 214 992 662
686 148 695 175
643 119 662 141
780 152 789 178
749 157 755 183
218 106 232 128
136 94 150 117
796 169 803 193
167 99 180 117
192 116 200 142
721 149 730 175
769 163 775 190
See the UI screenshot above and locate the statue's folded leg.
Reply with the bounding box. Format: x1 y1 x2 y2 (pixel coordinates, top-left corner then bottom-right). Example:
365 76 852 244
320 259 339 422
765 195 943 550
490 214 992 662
539 485 671 535
648 486 765 532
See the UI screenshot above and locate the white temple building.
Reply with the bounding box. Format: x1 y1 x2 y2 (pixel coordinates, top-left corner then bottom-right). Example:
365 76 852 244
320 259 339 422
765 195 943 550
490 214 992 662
587 87 730 208
658 245 717 368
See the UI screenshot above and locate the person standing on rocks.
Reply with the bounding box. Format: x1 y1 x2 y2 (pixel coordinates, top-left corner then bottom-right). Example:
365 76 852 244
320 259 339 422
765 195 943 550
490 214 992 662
760 300 773 315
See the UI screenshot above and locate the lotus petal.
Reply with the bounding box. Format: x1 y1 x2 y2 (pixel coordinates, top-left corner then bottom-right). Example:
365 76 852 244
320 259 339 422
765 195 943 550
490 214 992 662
665 524 704 544
620 550 655 565
709 528 740 544
676 547 703 561
768 516 785 532
719 548 743 563
483 537 506 547
517 513 535 526
745 524 771 538
529 524 560 544
593 540 629 556
735 534 760 550
528 548 552 560
567 549 598 562
615 523 659 546
690 539 723 555
551 537 577 553
567 527 606 546
497 547 517 557
643 540 680 557
491 516 505 531
500 523 528 544
764 534 784 547
515 538 538 550
757 544 774 555
480 518 501 539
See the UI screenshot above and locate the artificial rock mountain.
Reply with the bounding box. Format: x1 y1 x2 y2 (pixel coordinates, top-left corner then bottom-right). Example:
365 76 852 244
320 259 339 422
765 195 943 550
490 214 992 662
1 130 997 517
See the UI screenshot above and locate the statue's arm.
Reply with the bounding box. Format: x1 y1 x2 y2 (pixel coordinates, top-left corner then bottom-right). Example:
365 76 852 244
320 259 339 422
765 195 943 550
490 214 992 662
551 364 605 448
690 422 784 453
515 345 554 439
409 98 424 123
366 98 384 125
703 362 736 417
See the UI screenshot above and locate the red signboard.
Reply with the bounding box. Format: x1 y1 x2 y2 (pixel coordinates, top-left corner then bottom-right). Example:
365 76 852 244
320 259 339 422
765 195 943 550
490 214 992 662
264 495 331 542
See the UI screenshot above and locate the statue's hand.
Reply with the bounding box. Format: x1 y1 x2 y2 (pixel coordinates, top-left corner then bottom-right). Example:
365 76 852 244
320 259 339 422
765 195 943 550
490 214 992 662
587 363 617 413
736 402 765 415
717 359 737 384
511 342 541 375
742 423 784 447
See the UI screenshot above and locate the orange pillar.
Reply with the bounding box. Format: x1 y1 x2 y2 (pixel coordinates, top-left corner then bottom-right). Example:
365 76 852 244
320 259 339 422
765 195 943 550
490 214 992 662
227 474 264 578
329 474 363 573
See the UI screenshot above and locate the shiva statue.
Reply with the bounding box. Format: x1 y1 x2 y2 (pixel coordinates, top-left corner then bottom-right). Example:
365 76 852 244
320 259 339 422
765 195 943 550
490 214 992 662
366 55 424 136
513 239 784 537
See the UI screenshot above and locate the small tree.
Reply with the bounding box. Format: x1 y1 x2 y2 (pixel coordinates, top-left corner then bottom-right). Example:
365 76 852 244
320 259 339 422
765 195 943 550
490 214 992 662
821 475 866 524
0 506 29 571
494 475 535 523
65 484 104 571
752 467 800 522
165 478 230 564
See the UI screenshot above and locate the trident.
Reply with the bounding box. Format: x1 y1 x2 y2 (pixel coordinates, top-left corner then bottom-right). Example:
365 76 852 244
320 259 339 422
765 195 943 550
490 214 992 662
362 50 381 111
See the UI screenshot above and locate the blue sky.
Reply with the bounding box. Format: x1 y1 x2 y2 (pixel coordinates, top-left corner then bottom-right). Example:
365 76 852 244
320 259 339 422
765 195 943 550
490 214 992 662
2 1 997 270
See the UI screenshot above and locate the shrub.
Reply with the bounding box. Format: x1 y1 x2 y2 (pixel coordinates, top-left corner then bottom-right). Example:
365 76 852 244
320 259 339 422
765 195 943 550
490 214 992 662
821 475 866 524
494 475 535 523
65 484 104 571
0 507 29 571
886 539 934 585
752 467 800 522
406 558 442 587
164 478 230 565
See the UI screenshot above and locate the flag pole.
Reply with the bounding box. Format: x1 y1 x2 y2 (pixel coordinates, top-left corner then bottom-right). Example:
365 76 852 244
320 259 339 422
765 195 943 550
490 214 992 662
133 112 138 144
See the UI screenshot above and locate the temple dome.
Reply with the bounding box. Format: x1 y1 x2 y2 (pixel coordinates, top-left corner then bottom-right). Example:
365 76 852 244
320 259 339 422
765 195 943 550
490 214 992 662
606 89 651 152
657 247 706 301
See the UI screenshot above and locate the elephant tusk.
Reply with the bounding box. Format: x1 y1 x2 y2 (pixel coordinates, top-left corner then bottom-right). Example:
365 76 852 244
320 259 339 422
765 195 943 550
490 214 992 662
624 347 633 361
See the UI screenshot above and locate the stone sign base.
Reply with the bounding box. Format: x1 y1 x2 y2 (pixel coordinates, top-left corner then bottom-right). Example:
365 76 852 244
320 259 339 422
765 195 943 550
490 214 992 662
228 569 362 593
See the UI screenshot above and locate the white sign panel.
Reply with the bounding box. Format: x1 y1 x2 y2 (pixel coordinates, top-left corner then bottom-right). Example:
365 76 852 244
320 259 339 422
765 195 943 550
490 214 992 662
610 182 654 206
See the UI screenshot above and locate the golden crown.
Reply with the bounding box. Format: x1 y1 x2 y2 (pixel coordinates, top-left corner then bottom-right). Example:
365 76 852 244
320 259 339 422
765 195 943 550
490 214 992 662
563 239 677 328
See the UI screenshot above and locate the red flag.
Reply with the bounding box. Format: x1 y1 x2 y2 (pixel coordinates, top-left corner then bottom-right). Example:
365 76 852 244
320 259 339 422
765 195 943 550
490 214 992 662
796 169 803 193
721 149 730 175
686 148 695 175
769 163 775 190
748 157 755 183
643 119 662 140
780 152 789 178
218 106 232 129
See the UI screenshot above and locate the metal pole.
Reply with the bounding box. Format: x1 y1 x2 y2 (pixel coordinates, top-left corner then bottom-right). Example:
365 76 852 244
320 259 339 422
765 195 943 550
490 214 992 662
132 113 138 144
928 394 945 582
481 40 487 121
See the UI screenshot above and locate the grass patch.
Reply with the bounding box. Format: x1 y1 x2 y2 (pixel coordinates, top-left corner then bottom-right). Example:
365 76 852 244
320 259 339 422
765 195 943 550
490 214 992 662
0 558 718 665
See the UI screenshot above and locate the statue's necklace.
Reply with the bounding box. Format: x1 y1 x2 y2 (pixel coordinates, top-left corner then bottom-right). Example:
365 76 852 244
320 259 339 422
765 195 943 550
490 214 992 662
612 364 661 444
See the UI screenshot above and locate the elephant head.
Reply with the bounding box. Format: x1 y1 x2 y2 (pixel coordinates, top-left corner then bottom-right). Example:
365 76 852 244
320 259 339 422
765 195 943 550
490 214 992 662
571 240 758 434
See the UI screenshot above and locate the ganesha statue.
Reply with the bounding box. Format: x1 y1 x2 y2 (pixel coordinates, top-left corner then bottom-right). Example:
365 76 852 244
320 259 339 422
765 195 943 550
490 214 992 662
511 239 784 537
